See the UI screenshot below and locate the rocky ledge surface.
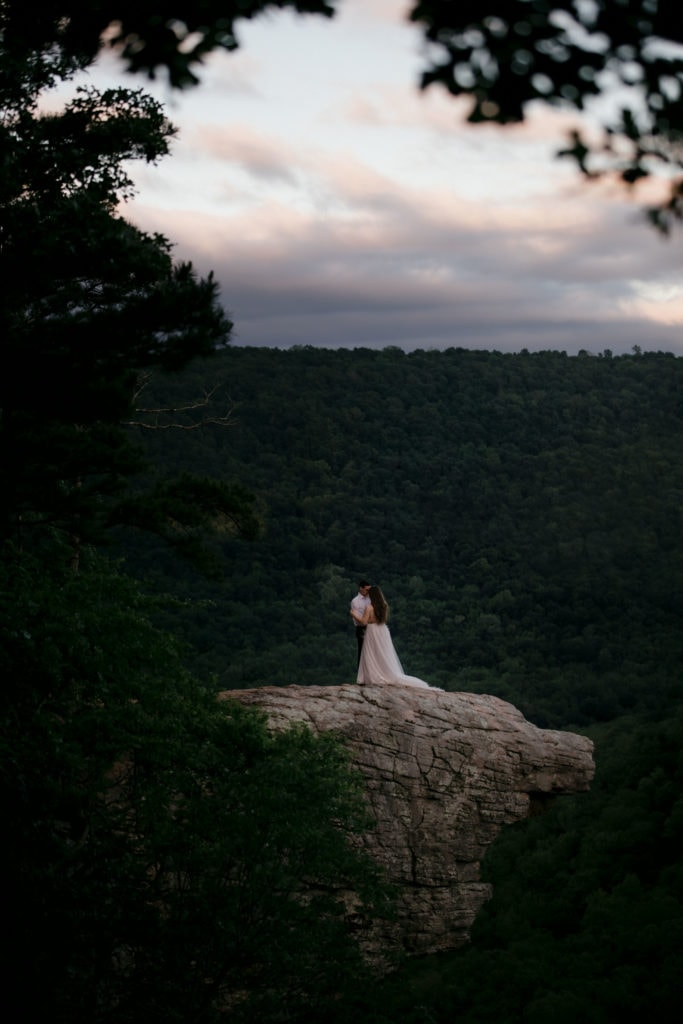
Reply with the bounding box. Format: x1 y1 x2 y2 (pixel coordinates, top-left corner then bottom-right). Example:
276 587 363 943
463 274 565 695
222 684 595 959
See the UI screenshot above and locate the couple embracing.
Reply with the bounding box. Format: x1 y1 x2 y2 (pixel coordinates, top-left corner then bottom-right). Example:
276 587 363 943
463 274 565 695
350 580 432 690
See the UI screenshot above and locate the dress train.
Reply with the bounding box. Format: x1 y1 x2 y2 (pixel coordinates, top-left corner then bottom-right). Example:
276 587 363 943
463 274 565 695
356 622 431 689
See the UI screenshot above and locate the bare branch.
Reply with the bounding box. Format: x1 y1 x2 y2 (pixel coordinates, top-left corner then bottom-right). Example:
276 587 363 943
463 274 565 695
126 374 237 430
126 414 235 430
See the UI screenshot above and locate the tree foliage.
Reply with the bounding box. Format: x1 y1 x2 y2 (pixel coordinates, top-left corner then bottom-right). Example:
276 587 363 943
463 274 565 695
1 547 387 1023
1 7 391 1020
358 708 683 1024
0 18 255 558
410 0 683 229
0 1 337 89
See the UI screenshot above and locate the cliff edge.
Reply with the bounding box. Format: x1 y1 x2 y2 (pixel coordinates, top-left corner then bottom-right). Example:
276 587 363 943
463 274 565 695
222 684 595 959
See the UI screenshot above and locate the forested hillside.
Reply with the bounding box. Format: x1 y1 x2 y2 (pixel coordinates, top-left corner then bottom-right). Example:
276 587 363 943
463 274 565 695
120 343 683 1023
124 345 683 729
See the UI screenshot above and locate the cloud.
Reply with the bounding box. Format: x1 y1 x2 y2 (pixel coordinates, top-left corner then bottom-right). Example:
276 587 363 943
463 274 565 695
186 123 300 183
104 0 682 359
126 168 683 357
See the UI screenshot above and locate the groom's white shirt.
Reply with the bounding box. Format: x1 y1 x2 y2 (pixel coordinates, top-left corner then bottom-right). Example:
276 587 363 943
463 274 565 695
351 592 370 623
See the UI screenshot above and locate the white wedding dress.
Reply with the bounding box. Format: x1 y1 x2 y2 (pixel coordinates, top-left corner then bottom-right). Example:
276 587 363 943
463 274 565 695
357 622 431 689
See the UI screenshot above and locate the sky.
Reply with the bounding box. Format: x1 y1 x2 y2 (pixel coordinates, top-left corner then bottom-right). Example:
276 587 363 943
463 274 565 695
62 0 683 356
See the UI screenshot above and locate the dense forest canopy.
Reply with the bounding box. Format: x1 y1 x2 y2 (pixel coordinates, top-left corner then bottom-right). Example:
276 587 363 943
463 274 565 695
124 344 683 729
108 342 683 1021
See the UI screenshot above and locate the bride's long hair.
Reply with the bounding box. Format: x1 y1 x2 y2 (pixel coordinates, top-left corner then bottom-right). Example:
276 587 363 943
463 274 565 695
369 585 389 623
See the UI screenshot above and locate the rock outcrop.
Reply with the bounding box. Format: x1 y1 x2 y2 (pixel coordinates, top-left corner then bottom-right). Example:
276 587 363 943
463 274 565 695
222 684 595 960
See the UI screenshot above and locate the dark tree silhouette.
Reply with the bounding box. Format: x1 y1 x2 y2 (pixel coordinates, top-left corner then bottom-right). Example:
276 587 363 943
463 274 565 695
0 48 250 556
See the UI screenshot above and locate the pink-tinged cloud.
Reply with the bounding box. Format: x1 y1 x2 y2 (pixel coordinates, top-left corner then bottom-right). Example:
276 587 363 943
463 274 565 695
186 123 300 183
107 0 683 358
124 175 683 356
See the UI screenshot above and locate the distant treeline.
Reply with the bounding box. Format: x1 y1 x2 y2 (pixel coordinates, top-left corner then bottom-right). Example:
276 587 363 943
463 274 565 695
122 345 683 730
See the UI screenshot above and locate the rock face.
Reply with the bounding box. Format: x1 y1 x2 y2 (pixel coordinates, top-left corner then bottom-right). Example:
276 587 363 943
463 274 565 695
223 684 595 960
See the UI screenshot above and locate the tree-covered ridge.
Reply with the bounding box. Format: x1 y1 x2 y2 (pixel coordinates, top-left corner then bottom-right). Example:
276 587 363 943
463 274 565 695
126 345 683 729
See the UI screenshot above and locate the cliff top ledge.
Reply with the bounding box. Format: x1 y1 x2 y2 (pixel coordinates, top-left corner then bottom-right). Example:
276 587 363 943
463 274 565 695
222 683 595 958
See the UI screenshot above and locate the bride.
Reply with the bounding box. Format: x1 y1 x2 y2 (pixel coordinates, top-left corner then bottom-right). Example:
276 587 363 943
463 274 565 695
351 585 432 689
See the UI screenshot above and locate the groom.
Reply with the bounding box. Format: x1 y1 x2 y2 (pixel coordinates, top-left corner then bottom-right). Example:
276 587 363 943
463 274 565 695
350 579 372 669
